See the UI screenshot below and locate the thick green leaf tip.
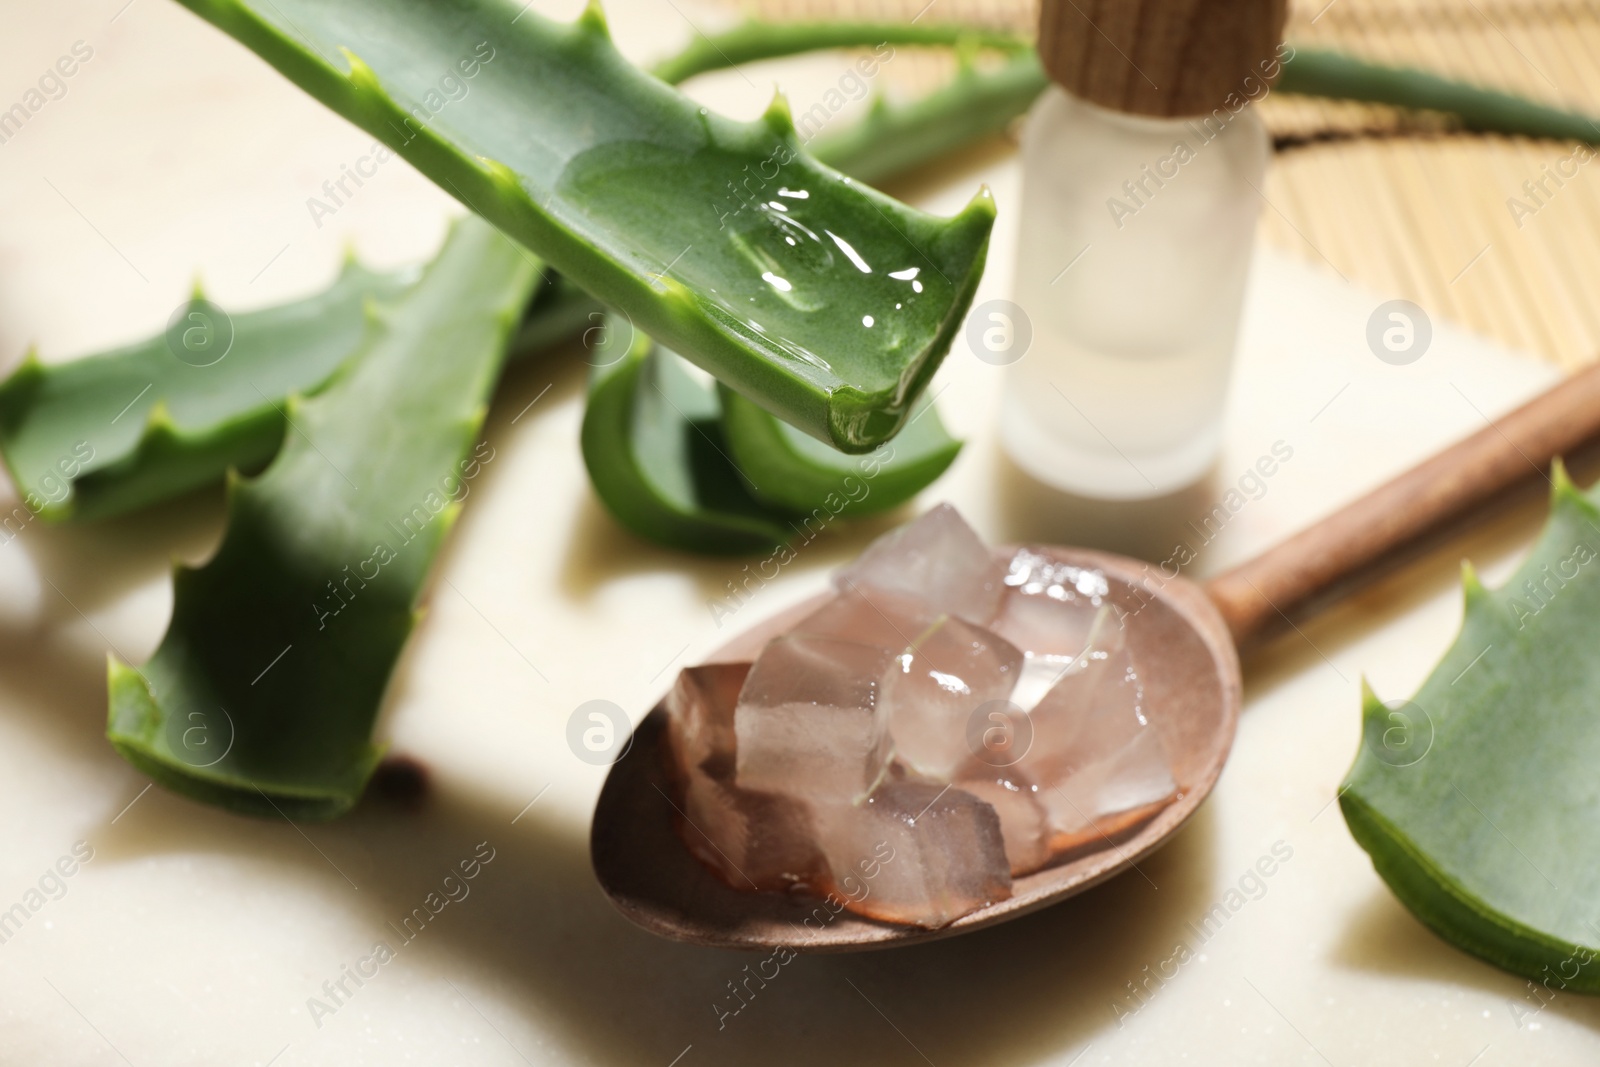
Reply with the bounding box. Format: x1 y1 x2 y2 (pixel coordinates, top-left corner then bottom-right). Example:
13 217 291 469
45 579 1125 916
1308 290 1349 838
1342 464 1600 989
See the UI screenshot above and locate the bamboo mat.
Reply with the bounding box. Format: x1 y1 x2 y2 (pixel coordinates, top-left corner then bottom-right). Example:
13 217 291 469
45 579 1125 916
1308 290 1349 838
737 0 1600 369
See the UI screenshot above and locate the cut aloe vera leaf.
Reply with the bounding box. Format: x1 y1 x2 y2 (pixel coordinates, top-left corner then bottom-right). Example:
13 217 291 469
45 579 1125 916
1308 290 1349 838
718 383 959 517
171 0 995 454
581 314 792 555
106 216 540 819
0 27 1006 532
0 261 415 524
1341 462 1600 988
0 260 595 526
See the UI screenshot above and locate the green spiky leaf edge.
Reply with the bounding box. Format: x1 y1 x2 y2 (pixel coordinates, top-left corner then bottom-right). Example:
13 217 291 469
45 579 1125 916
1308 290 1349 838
169 0 995 453
106 216 540 819
1341 460 1600 990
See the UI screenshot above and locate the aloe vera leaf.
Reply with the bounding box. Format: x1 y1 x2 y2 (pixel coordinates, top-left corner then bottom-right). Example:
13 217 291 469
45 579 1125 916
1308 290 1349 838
651 21 1045 185
0 261 416 524
581 314 793 555
0 260 597 526
718 383 959 517
0 31 1013 532
652 22 1600 155
809 52 1050 186
654 22 1045 186
578 39 1000 550
106 217 540 819
1277 47 1600 144
171 0 995 454
651 20 1027 85
1341 462 1600 988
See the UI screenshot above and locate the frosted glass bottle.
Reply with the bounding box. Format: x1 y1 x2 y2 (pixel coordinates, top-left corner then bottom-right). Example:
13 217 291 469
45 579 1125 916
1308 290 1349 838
1002 87 1270 500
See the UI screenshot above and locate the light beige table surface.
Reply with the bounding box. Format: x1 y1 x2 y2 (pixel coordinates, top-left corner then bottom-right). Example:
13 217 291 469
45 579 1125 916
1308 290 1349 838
0 2 1595 1064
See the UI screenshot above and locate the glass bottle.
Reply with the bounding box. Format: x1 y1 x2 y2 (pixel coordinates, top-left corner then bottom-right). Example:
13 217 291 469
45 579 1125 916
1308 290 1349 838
1001 0 1287 500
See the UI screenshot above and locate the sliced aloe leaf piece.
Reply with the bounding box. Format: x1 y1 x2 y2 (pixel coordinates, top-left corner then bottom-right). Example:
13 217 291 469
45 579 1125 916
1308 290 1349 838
1341 462 1600 988
171 0 995 453
0 260 596 525
0 261 415 523
581 315 792 555
718 384 959 517
106 217 540 819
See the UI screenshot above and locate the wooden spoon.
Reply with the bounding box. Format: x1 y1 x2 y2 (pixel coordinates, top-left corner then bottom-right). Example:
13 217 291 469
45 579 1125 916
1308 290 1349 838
591 362 1600 952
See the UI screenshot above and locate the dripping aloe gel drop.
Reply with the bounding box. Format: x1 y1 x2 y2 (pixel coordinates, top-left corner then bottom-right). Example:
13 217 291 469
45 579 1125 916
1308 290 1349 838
1003 0 1288 498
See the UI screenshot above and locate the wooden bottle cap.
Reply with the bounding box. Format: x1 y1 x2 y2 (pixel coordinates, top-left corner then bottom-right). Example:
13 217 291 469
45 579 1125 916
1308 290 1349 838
1037 0 1289 118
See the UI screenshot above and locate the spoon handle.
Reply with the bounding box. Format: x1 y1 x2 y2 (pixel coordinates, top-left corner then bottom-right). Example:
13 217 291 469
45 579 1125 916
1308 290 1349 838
1204 360 1600 649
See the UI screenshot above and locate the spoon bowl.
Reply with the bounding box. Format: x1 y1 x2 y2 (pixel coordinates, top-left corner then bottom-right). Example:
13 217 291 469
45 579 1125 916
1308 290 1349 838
590 544 1241 952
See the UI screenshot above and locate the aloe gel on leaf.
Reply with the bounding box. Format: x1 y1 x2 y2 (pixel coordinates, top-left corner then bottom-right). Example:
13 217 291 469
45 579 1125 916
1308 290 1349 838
170 0 994 453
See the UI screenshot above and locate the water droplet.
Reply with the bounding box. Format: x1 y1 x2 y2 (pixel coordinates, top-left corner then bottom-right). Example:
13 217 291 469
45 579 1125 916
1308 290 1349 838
778 187 809 199
762 271 793 293
862 315 874 327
